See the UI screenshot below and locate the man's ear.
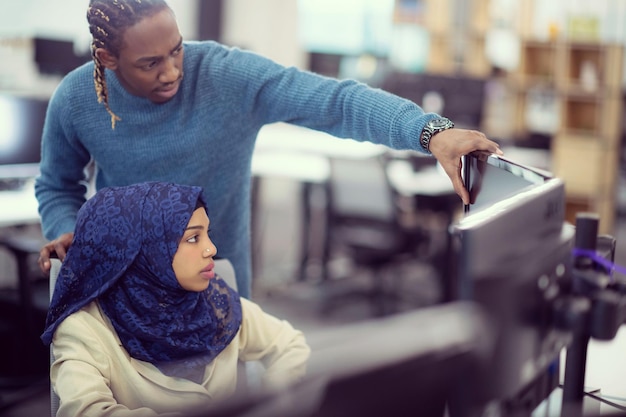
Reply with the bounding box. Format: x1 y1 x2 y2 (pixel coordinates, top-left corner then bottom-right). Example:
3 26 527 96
95 48 119 70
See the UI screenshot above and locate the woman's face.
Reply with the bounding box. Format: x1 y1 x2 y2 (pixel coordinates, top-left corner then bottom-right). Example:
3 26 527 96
104 8 184 103
172 208 218 292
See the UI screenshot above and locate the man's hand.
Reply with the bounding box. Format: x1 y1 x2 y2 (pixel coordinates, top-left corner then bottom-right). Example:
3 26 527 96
427 128 503 205
38 232 74 274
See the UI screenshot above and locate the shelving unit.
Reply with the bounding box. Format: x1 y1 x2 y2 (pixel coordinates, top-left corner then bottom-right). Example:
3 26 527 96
516 41 561 85
512 40 623 233
391 0 625 234
392 0 491 77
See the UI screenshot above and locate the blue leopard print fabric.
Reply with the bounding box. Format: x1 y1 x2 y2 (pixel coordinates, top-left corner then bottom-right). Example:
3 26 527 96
41 182 242 367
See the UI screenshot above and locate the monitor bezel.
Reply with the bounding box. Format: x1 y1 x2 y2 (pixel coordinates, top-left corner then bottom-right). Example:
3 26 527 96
462 150 554 215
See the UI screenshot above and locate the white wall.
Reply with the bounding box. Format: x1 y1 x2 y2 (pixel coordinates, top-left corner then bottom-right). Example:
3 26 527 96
0 0 199 94
0 0 198 46
0 0 90 39
221 0 307 69
0 0 306 93
0 0 304 68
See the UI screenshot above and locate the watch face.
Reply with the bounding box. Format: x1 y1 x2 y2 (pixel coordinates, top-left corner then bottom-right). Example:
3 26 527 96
430 118 452 129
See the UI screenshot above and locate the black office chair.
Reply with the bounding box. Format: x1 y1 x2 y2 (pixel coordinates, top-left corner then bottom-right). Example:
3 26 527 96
319 155 433 318
0 232 50 413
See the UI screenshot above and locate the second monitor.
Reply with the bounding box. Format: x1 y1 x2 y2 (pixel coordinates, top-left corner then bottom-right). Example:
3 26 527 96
0 94 49 181
449 151 574 413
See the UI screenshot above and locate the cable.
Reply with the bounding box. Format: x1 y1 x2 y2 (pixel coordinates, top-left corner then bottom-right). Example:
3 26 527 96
585 391 626 412
558 383 626 412
572 248 626 281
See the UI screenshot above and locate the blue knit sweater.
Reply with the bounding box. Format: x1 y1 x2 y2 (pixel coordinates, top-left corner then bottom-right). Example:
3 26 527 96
35 40 438 298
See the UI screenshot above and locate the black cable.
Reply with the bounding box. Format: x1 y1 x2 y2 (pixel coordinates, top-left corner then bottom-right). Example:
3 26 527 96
585 391 626 412
558 383 626 412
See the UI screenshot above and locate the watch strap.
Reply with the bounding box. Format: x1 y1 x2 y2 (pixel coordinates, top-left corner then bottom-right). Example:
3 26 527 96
420 117 454 153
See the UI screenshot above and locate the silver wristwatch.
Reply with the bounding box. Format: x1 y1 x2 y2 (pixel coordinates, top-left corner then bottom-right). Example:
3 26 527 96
420 117 454 153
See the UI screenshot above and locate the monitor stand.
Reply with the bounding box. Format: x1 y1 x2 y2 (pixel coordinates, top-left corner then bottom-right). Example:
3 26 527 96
560 213 625 417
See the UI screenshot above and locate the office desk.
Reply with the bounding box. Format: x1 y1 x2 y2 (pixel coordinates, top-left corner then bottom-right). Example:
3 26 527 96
0 180 40 228
0 180 43 321
386 160 461 301
252 123 387 282
581 326 626 401
255 122 387 159
386 160 455 198
252 124 465 286
250 150 329 281
533 385 626 416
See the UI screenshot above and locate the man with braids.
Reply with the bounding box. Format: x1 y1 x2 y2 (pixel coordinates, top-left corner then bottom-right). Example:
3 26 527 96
36 0 503 298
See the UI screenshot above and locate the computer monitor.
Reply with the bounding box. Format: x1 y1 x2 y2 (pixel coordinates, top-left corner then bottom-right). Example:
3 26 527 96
196 302 494 417
381 72 486 130
449 151 574 413
34 37 91 76
0 94 48 180
462 150 554 214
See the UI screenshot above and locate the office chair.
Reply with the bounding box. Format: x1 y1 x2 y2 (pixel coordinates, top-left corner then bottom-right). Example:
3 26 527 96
320 155 431 318
48 257 246 417
49 258 60 417
0 234 49 414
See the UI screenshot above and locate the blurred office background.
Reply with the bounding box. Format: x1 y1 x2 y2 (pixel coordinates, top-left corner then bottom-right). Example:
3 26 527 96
2 0 626 415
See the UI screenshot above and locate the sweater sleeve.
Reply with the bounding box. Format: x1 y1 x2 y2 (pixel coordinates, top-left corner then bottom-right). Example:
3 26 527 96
202 43 439 152
236 298 311 390
267 68 439 151
35 76 93 240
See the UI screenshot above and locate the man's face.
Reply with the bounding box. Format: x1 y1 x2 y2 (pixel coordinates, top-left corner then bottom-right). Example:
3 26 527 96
105 8 184 103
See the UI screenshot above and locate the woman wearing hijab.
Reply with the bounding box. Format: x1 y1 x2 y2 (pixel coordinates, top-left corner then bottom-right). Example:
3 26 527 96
41 181 310 417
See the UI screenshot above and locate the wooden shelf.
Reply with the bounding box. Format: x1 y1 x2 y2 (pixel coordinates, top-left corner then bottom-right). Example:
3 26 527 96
511 39 624 233
562 42 623 92
393 0 491 76
517 41 560 86
560 93 622 139
390 1 625 233
552 134 620 234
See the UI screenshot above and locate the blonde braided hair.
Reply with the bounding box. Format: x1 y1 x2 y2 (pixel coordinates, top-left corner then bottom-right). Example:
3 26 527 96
86 0 169 129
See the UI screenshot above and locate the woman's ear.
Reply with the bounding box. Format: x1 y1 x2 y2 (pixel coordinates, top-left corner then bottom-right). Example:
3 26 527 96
95 48 119 70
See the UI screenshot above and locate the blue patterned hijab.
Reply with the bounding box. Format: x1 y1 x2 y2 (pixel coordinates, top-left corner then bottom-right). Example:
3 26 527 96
41 182 242 366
